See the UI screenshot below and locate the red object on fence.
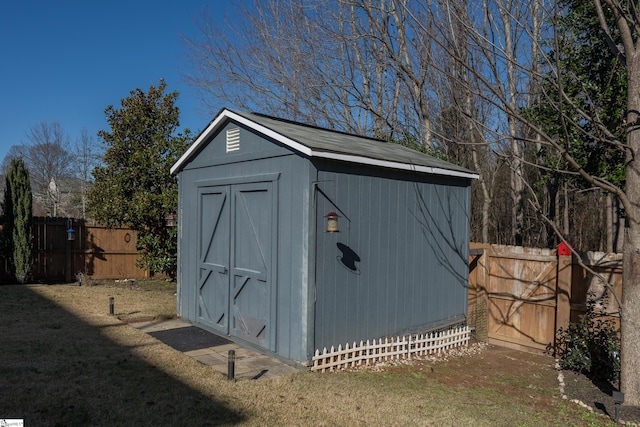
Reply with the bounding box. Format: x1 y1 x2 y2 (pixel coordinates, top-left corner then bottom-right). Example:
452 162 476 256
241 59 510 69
557 242 571 256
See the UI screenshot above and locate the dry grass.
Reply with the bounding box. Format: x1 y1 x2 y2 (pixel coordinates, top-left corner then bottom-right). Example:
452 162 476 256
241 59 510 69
0 281 612 426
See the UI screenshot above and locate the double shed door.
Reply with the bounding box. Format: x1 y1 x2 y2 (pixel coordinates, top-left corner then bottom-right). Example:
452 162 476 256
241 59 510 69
197 181 276 350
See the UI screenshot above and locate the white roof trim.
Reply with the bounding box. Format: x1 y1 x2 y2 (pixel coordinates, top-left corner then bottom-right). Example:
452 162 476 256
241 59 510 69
171 109 479 180
171 109 310 175
309 150 479 179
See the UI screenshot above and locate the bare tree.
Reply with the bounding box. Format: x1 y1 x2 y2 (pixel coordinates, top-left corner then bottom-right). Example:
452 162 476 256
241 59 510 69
406 0 638 403
433 0 496 242
184 0 444 145
75 128 101 219
1 145 27 176
185 0 562 246
591 0 640 405
22 121 76 216
440 0 542 245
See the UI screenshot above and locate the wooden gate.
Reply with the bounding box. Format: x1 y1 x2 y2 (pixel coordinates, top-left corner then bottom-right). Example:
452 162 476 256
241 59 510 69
469 244 571 353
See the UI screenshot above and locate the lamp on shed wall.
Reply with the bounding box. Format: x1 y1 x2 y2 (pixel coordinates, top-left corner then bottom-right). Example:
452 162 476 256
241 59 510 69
325 211 340 233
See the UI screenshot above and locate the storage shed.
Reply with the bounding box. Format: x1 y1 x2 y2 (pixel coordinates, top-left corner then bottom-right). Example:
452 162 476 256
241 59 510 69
171 109 478 366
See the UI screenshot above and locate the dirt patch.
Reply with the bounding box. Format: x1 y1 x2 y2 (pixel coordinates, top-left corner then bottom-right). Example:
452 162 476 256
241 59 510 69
562 370 640 424
351 342 640 424
377 344 562 415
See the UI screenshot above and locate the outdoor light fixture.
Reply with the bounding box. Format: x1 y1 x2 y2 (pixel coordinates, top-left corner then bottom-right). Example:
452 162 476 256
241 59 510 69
228 349 236 380
325 211 340 233
613 390 624 424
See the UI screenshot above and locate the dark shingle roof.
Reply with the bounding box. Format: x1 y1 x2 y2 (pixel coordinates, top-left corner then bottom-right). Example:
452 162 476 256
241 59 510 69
242 111 475 176
171 108 478 179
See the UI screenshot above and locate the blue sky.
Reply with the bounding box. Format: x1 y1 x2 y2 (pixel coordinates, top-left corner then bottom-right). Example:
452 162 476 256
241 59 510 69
0 1 234 163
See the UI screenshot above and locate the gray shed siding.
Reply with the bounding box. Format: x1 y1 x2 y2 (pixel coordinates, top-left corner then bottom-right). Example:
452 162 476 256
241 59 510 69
313 160 470 351
177 122 314 363
174 110 474 366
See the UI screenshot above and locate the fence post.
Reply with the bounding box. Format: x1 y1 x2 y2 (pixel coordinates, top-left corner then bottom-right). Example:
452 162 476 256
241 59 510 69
555 244 573 351
65 230 72 283
469 246 489 342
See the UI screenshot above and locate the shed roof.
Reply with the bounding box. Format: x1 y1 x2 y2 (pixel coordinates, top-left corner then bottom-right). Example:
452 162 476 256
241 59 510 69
171 108 479 179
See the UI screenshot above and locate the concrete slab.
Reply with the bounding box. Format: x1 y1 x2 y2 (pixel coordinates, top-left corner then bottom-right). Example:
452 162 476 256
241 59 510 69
131 318 192 333
130 318 300 380
192 353 228 366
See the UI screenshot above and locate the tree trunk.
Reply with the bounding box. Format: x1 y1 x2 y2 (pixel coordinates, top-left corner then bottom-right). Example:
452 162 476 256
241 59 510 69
621 228 640 405
616 196 624 252
563 181 569 237
497 0 524 246
471 145 491 243
621 51 640 406
546 175 557 247
607 193 613 252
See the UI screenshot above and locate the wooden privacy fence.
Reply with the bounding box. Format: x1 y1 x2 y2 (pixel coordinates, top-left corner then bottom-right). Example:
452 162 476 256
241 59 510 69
311 325 470 372
468 243 622 353
0 217 150 283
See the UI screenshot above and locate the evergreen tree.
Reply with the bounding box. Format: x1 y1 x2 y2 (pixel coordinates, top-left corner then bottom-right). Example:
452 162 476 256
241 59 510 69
2 158 33 283
526 0 626 187
521 0 627 248
87 80 189 278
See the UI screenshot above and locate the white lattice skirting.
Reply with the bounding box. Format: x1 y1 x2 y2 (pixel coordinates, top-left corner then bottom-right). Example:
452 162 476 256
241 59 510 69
311 325 471 372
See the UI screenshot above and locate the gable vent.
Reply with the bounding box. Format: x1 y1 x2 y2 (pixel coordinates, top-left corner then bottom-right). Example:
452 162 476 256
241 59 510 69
226 128 240 152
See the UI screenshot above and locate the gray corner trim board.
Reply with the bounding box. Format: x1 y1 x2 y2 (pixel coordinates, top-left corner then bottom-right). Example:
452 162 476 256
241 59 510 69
171 109 479 180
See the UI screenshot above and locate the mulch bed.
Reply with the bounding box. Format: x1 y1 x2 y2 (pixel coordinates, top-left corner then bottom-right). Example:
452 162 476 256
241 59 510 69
562 370 640 424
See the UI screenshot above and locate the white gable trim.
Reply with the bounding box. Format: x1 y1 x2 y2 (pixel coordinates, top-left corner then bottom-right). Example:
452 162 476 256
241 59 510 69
310 151 479 179
171 109 479 180
171 109 310 175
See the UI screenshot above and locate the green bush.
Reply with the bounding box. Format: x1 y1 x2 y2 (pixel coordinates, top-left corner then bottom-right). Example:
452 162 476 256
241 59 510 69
555 297 620 383
2 158 33 283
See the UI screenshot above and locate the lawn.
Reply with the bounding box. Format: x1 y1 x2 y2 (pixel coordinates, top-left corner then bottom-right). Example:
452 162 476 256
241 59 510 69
0 281 614 426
